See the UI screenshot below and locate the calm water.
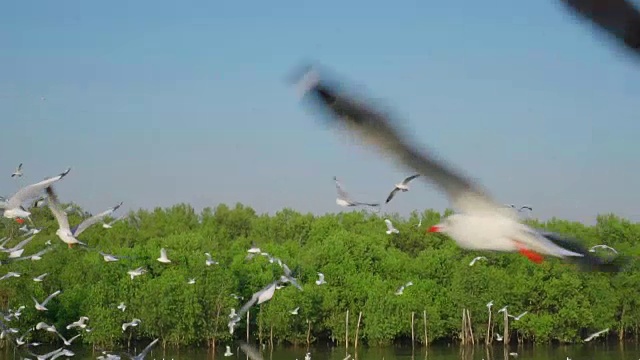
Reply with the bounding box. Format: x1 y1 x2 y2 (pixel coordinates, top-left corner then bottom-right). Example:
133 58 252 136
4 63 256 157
2 343 639 359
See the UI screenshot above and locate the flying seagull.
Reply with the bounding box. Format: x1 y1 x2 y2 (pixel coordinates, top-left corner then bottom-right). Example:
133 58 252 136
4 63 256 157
32 290 61 311
584 328 609 342
333 176 379 208
205 252 218 266
385 174 420 204
469 256 487 266
224 345 233 357
102 215 125 229
384 219 399 234
0 168 70 221
394 281 413 295
290 307 300 315
121 338 159 360
507 204 533 212
157 248 171 263
122 318 141 332
228 279 284 334
295 66 626 273
589 244 618 254
33 273 49 282
508 311 529 321
127 267 147 280
11 163 23 178
315 272 326 285
559 0 640 59
46 186 122 248
117 302 126 312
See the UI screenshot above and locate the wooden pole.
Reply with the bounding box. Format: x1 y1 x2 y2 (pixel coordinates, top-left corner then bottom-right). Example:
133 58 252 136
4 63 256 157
355 312 362 350
345 310 350 350
270 325 274 349
246 309 250 343
423 310 428 346
306 319 311 348
411 311 415 350
461 309 466 345
486 307 492 346
503 310 509 345
466 309 475 345
258 305 263 347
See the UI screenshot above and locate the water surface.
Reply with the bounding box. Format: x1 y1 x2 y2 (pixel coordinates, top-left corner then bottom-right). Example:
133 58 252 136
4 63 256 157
3 343 639 359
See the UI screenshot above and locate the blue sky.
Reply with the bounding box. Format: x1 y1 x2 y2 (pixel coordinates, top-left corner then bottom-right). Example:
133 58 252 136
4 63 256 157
1 0 639 224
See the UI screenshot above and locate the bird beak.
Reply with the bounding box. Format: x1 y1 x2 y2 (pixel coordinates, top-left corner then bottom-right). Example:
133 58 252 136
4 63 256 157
428 225 441 233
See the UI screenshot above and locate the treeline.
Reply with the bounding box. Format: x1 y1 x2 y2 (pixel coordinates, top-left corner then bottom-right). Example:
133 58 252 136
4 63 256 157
0 203 638 348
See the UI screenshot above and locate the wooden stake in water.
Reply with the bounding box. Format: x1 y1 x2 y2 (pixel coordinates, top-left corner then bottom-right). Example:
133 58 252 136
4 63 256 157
306 319 311 348
355 311 362 350
247 309 250 343
423 310 428 346
466 309 475 345
503 310 509 345
345 310 350 350
486 306 492 346
461 309 466 345
270 325 274 349
411 311 415 350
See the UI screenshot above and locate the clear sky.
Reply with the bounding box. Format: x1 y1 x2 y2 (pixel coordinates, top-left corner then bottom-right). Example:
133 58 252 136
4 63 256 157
1 0 639 224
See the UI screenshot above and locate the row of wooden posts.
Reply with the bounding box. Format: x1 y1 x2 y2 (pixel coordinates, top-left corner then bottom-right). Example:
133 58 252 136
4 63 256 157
241 306 510 348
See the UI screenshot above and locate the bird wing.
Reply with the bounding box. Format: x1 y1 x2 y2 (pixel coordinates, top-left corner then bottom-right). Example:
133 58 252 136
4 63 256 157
385 188 400 204
45 186 71 231
42 290 61 306
73 201 123 236
7 168 70 208
136 338 159 359
402 174 421 185
5 235 35 253
256 282 278 305
334 176 350 200
318 273 324 282
384 219 394 231
17 163 22 171
160 248 167 259
239 341 265 360
297 69 518 220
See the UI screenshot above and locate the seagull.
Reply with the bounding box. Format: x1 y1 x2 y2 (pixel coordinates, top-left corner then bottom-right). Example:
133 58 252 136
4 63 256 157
508 311 528 321
231 294 244 300
66 316 89 329
127 267 147 280
229 308 237 318
29 246 54 261
32 290 61 311
99 251 121 262
589 245 618 254
122 338 159 360
188 278 196 285
486 301 494 309
395 281 413 295
46 185 122 248
469 256 487 266
247 246 261 254
584 328 609 342
122 318 141 332
33 273 49 282
157 248 171 263
385 174 420 204
509 352 518 357
228 279 283 334
102 215 125 229
315 272 326 285
333 176 379 208
296 67 626 273
415 218 422 228
56 332 81 346
11 163 23 178
497 306 508 314
35 321 57 332
560 0 640 60
506 204 533 212
290 307 300 315
495 333 503 341
0 168 70 221
26 347 64 360
0 272 20 281
224 345 233 357
384 219 399 234
117 302 126 312
205 252 218 266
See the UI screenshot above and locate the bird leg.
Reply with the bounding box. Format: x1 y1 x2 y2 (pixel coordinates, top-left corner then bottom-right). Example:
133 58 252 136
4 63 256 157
512 240 544 264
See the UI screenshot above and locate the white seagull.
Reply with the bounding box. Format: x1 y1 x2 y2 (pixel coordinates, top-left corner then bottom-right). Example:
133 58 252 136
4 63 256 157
315 272 326 285
469 256 487 266
32 290 62 311
224 345 233 357
99 251 121 262
589 244 618 254
584 328 609 342
56 332 81 346
385 174 420 204
46 186 122 248
497 306 508 314
117 302 126 312
228 279 282 334
296 69 623 272
188 278 196 285
508 311 529 321
384 219 399 234
66 316 89 329
229 308 237 318
127 267 147 280
33 273 49 282
333 176 379 208
0 168 70 221
290 307 300 315
0 272 21 281
123 338 158 360
122 318 141 332
205 252 218 266
394 281 413 295
486 300 494 309
157 248 171 263
102 215 125 229
11 163 23 178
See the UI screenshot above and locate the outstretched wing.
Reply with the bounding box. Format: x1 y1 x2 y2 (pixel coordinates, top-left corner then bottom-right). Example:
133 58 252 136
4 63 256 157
334 176 350 200
7 168 70 208
384 219 394 231
402 174 420 185
135 338 159 359
385 188 400 204
73 201 123 236
46 186 71 231
42 290 61 306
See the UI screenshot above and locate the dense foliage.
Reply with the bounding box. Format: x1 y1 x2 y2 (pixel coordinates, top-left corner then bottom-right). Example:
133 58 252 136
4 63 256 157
0 203 638 348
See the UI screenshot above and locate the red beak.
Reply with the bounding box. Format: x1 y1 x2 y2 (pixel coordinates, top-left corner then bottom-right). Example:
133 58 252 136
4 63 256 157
428 225 440 233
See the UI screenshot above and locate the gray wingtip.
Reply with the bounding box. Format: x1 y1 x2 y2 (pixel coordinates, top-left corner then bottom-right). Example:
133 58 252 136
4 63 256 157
60 168 71 177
